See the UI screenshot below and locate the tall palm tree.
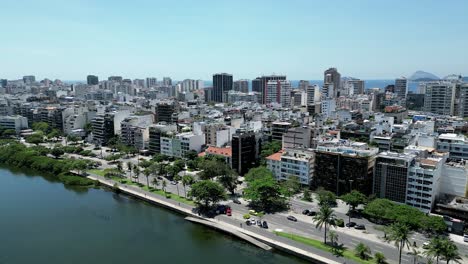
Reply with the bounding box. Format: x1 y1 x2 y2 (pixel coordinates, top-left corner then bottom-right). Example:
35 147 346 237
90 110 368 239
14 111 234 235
440 238 462 264
182 174 195 198
161 180 167 195
133 164 140 183
312 205 337 244
385 222 412 264
151 177 159 189
143 168 151 188
116 161 123 172
425 237 445 264
127 161 133 180
354 242 371 260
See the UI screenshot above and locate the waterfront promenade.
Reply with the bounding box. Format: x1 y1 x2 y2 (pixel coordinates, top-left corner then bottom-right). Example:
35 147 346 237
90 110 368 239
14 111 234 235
86 173 348 264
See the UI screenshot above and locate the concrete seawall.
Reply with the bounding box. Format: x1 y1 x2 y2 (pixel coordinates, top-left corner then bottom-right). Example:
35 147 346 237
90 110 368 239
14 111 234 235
86 174 342 264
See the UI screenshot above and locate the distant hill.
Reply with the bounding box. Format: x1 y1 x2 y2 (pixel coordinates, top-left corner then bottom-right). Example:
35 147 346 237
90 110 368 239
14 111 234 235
409 71 439 81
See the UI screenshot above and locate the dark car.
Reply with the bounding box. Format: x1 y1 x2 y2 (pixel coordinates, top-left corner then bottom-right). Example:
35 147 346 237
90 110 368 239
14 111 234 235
354 224 366 230
345 222 356 228
233 199 241 204
262 221 268 229
157 176 163 180
307 211 316 216
287 215 297 222
216 205 227 214
245 220 252 226
302 209 310 215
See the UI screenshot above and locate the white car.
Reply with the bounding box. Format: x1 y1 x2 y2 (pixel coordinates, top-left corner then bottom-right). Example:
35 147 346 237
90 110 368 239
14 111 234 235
422 242 430 249
464 234 468 242
249 219 257 225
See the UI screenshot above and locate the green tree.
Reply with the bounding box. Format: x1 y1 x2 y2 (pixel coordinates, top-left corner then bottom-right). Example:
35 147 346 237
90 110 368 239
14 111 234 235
302 188 313 202
51 147 65 159
374 252 387 264
126 161 133 180
385 222 412 264
151 177 159 188
440 238 462 264
66 134 80 145
161 180 167 194
243 172 287 212
47 129 61 141
182 174 195 197
281 175 301 201
217 169 238 195
189 180 227 208
260 140 282 162
424 237 445 264
244 166 273 183
185 150 198 160
316 188 337 207
328 230 339 247
421 215 447 235
313 205 337 244
2 129 17 137
26 133 44 145
32 122 49 133
340 190 367 211
354 242 371 260
116 161 123 172
407 248 422 264
133 164 140 183
143 168 151 187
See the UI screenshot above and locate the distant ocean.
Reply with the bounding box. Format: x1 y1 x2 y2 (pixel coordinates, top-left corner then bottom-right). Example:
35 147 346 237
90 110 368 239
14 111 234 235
65 79 419 93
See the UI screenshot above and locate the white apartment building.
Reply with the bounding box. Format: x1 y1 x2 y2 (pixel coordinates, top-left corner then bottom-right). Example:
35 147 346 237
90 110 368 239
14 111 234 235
0 115 28 133
265 80 292 108
406 154 446 213
267 148 314 185
121 115 154 150
321 99 336 119
439 160 467 198
160 132 205 158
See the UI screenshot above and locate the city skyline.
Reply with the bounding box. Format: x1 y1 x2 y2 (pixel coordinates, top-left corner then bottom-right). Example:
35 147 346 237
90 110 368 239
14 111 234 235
1 0 468 80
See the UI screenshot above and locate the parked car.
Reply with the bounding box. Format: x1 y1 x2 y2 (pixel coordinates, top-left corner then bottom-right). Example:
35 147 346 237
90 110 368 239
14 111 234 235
307 211 316 216
233 199 241 204
257 220 262 227
262 221 268 229
170 181 177 185
226 207 232 216
302 209 310 215
245 220 252 226
250 219 257 225
464 234 468 242
423 242 430 249
345 222 356 228
354 224 366 230
157 176 163 180
287 215 297 222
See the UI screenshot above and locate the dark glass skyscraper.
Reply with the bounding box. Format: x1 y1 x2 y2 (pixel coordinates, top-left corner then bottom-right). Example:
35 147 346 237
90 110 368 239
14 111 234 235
252 75 286 104
212 73 233 102
87 75 99 85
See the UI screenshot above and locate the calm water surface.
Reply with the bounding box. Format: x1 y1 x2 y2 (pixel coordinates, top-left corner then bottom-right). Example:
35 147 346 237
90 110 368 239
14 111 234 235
0 166 305 264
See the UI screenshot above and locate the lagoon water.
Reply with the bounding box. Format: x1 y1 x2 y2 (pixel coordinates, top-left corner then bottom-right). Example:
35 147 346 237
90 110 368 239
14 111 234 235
0 166 305 264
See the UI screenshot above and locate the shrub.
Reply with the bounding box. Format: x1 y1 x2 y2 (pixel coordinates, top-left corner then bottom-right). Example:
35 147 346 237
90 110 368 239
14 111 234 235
336 219 345 227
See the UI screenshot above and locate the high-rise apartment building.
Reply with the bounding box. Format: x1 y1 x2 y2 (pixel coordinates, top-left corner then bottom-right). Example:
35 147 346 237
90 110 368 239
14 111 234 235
252 75 287 104
162 77 172 86
22 75 36 84
231 131 257 175
314 142 378 195
423 81 456 116
394 78 408 99
108 76 123 83
146 77 157 88
456 84 468 118
234 79 249 93
307 84 320 105
148 123 177 154
324 68 340 97
87 75 99 85
265 80 292 107
212 73 233 102
348 79 365 95
373 152 416 203
155 101 179 123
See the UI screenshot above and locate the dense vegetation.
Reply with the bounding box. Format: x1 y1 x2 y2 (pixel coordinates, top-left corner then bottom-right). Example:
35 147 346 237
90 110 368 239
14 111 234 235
0 141 97 187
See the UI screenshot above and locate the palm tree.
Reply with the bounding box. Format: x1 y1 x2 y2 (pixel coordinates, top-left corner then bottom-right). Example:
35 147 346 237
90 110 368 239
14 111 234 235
151 177 159 189
425 237 445 264
328 230 339 247
143 168 151 188
385 222 412 264
374 252 387 264
133 164 140 183
182 174 195 198
312 205 337 244
408 248 422 264
127 161 133 180
440 238 462 264
116 161 123 172
161 180 167 195
354 242 371 260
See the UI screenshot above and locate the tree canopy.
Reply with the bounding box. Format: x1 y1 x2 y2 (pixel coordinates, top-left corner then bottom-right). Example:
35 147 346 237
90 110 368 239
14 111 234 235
340 190 367 210
189 180 226 208
243 170 287 212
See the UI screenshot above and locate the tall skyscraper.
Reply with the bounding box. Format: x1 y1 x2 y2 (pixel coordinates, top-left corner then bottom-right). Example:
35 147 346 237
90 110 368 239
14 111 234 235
324 68 341 97
146 77 157 88
348 79 365 95
394 78 408 99
212 73 233 102
265 80 292 107
252 75 287 104
234 79 249 93
423 81 456 115
87 75 99 85
306 84 320 105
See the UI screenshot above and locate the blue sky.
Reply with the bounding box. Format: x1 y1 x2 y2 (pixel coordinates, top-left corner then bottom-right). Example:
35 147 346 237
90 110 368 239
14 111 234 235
1 0 467 80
